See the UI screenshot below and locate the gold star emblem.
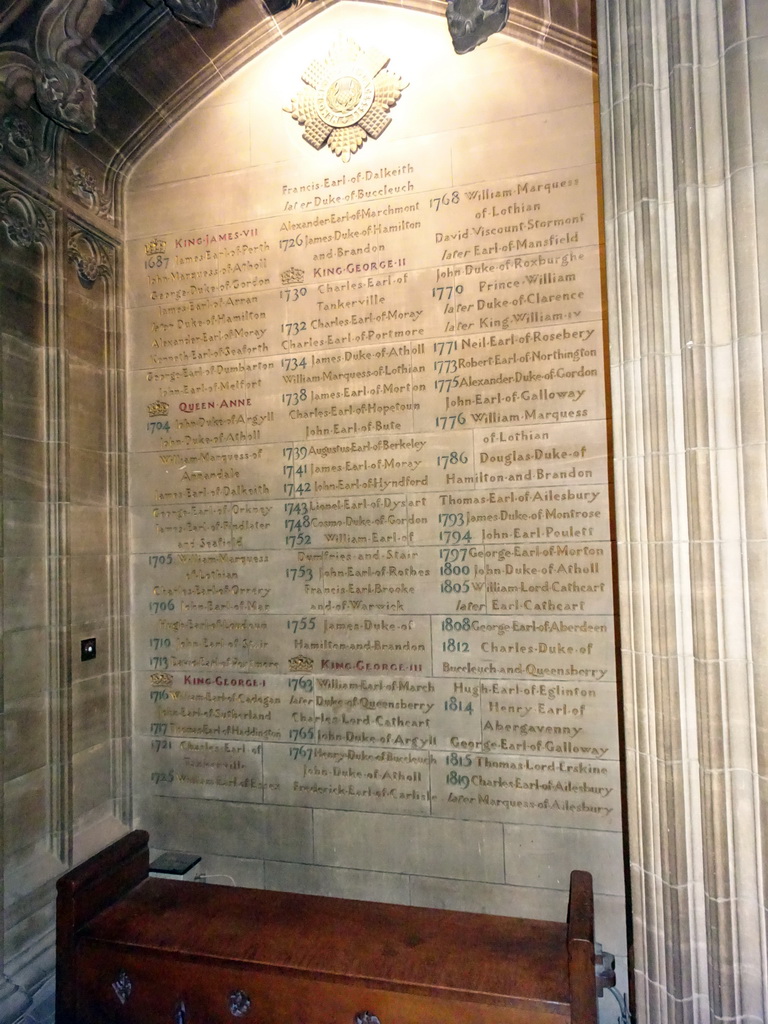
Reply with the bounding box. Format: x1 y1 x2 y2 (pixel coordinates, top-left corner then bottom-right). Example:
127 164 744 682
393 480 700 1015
284 37 408 162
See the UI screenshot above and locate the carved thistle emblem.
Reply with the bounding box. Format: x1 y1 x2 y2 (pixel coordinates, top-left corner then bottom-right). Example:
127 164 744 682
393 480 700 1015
284 38 407 162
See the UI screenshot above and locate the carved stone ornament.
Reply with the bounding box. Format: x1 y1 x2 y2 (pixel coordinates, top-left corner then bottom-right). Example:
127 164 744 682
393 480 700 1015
67 163 110 217
163 0 219 29
67 228 111 287
34 59 96 133
446 0 509 54
31 0 110 132
0 187 51 248
284 37 407 162
0 112 53 178
0 0 107 134
35 0 107 71
0 114 36 166
68 164 98 205
0 50 37 117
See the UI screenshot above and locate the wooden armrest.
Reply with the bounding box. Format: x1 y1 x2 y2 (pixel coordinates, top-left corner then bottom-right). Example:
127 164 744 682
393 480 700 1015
56 829 150 1024
566 869 597 1024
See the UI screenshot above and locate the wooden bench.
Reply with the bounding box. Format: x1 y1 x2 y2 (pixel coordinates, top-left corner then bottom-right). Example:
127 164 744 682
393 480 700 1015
57 830 605 1024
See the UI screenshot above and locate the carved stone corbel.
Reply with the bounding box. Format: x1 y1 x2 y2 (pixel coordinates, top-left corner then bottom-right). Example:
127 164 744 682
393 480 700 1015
162 0 218 29
446 0 509 54
33 0 110 133
35 0 109 69
0 0 225 135
34 58 96 132
0 0 108 133
0 185 52 248
67 226 112 286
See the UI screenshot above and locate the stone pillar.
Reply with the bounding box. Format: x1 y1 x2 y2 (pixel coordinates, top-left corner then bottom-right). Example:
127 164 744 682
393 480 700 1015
597 1 768 1020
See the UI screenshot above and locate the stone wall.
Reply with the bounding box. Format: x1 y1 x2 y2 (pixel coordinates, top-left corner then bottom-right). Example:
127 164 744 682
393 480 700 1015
124 3 627 1015
598 1 768 1019
0 124 129 1019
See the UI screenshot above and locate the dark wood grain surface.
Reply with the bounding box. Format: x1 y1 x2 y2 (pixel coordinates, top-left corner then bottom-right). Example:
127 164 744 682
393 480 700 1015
80 877 571 1004
58 831 599 1024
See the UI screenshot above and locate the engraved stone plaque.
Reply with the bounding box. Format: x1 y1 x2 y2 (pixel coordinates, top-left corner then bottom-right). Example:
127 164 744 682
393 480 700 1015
127 5 622 941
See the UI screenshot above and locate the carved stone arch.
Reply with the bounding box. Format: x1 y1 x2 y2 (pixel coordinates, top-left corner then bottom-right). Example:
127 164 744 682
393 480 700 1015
102 0 595 196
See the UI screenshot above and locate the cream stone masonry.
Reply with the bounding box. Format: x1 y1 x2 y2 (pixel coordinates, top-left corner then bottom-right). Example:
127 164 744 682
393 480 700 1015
598 0 768 1020
0 180 129 1020
3 2 768 1022
126 11 625 1012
